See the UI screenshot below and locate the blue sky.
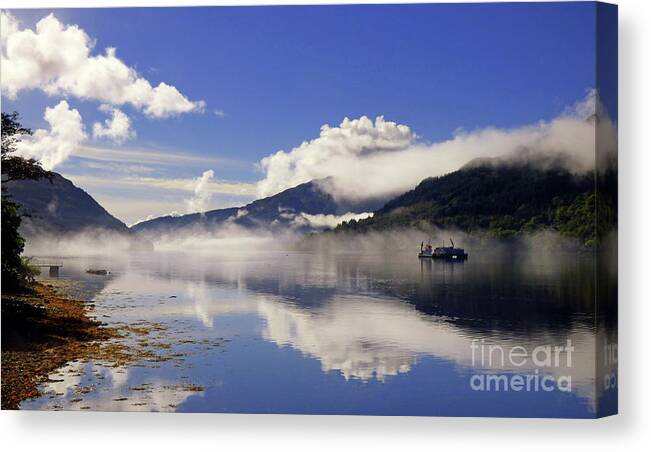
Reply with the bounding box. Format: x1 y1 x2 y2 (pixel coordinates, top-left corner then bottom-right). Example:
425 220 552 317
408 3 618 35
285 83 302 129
1 3 605 224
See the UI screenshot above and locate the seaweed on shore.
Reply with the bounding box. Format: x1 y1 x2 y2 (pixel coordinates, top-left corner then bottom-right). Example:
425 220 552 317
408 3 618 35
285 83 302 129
1 283 117 409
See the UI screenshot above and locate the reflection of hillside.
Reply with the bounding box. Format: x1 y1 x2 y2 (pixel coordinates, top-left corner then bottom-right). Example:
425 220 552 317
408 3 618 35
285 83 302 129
66 249 616 413
144 250 607 338
376 254 599 335
93 267 614 411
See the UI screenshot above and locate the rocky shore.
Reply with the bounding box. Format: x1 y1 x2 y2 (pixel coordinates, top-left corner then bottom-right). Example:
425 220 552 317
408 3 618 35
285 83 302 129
1 282 117 409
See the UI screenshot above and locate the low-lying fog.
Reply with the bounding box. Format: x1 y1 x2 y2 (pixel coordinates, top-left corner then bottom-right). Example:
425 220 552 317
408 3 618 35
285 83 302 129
22 223 613 259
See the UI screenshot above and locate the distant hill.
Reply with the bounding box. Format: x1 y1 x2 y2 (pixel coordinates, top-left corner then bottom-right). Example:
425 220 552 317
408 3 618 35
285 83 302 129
131 179 384 235
334 156 616 245
3 172 129 236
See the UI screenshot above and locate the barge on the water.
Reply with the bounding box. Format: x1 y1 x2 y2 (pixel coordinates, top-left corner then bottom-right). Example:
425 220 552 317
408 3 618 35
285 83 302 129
419 239 468 260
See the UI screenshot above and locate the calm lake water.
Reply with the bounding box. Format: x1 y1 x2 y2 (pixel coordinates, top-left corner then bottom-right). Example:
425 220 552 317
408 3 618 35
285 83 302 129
22 248 617 417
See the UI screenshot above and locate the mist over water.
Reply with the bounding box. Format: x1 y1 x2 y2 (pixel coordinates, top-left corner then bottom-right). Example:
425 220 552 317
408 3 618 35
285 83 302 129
22 223 594 260
22 230 617 416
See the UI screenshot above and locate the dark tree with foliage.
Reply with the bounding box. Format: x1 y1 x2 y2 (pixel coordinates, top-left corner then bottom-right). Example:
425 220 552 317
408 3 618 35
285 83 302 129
1 111 51 292
2 112 50 183
1 197 28 290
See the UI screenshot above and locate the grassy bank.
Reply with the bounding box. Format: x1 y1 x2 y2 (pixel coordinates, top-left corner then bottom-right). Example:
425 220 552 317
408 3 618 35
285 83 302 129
1 282 117 409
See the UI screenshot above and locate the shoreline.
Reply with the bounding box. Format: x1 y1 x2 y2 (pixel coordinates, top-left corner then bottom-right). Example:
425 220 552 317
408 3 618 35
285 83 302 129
1 282 117 409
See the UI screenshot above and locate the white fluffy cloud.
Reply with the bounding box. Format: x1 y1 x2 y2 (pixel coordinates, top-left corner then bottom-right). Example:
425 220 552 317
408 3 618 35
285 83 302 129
257 91 612 202
92 105 135 143
293 212 374 230
257 115 414 199
1 12 204 118
186 169 215 214
14 100 87 170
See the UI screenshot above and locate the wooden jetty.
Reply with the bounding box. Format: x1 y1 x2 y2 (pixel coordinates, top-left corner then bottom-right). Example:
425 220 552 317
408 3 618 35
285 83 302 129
29 259 64 277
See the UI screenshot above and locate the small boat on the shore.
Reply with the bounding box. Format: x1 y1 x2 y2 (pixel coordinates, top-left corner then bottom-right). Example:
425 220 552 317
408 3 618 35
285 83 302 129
86 269 110 275
419 238 468 260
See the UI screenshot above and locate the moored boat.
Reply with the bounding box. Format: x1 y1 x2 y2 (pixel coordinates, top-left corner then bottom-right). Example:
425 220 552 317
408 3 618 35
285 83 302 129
86 269 110 275
418 241 433 258
419 238 468 260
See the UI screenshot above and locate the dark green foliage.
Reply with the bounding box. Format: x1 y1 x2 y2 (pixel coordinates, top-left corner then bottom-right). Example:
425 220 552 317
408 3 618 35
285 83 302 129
596 166 618 243
1 112 50 292
2 112 51 184
1 197 33 292
336 162 611 245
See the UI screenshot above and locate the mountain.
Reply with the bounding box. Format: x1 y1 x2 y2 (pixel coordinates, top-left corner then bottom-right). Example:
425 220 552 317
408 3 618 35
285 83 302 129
334 156 616 245
3 172 129 237
131 179 384 235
